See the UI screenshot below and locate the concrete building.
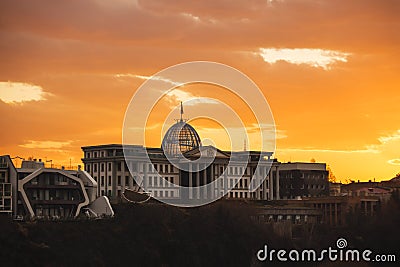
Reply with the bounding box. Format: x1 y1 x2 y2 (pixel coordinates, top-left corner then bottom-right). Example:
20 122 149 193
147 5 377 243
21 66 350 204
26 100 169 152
0 155 113 220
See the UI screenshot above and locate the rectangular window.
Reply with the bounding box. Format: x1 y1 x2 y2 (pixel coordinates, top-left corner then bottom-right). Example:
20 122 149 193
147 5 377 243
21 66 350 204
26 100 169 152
108 190 112 197
108 176 111 186
117 162 122 172
165 191 169 197
125 176 130 186
170 165 174 173
154 176 158 186
160 191 163 197
117 176 121 186
93 163 97 172
149 176 153 186
94 152 97 158
171 191 174 197
101 163 104 172
101 176 104 186
160 165 163 173
108 163 112 172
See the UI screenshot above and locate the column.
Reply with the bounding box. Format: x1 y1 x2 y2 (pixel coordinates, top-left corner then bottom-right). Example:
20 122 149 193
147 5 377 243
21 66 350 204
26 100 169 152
269 168 274 200
210 163 214 199
189 163 193 199
135 161 142 188
276 166 280 200
203 164 207 199
143 162 148 192
196 163 200 199
224 165 228 197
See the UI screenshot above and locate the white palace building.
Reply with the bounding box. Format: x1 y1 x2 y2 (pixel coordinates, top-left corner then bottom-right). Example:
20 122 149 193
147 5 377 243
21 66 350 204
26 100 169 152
82 110 329 204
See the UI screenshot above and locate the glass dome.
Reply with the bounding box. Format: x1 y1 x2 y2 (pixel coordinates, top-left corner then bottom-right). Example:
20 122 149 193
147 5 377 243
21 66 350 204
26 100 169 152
162 121 201 156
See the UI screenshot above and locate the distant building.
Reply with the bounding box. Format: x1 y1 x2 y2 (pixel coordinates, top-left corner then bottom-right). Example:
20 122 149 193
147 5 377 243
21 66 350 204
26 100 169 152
329 182 341 196
341 181 392 202
0 156 15 214
0 155 113 220
278 162 329 199
257 196 381 226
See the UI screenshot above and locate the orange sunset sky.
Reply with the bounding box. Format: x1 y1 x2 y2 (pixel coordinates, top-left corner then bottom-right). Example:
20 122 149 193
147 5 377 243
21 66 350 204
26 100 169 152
1 0 399 182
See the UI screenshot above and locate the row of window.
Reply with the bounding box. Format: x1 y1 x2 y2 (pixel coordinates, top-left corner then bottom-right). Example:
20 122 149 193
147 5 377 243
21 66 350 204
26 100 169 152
94 175 138 187
86 162 271 177
283 184 326 190
281 173 326 179
85 150 116 159
87 162 177 174
27 189 82 201
148 190 176 198
227 191 254 199
30 174 77 186
148 176 175 187
34 206 74 218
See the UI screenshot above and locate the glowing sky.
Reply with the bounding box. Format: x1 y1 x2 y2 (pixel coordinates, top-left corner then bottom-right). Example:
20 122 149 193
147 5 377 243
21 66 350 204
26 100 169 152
1 0 399 181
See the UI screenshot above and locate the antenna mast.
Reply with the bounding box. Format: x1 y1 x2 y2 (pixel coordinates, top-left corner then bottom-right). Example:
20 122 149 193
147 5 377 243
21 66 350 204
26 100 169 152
180 101 184 122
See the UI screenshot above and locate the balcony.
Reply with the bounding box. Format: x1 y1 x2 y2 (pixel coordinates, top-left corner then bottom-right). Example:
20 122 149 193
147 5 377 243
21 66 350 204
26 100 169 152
24 183 81 189
29 198 82 205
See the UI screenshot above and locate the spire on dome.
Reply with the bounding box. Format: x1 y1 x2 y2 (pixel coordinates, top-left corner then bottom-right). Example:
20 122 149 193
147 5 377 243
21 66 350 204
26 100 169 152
180 101 184 122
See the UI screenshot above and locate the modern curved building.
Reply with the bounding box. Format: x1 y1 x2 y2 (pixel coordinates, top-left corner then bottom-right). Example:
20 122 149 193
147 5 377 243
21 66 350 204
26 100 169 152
0 155 114 220
17 167 93 218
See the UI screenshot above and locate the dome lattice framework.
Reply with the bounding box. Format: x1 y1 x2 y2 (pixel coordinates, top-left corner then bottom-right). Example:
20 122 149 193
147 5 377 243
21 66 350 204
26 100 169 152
161 102 201 156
